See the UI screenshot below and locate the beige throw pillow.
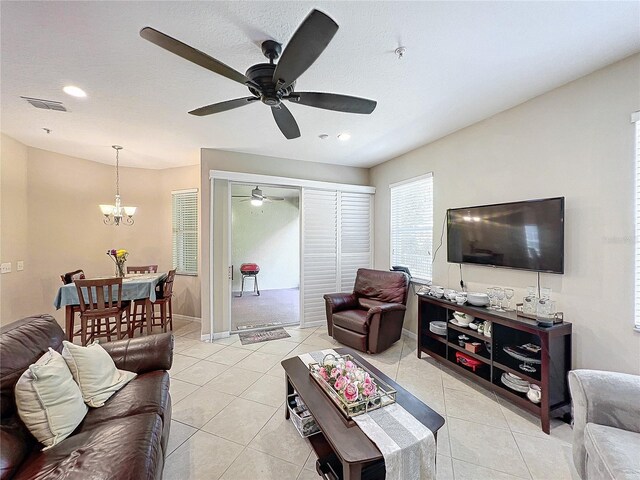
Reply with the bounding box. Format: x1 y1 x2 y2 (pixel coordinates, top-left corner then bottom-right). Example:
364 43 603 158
15 348 88 449
62 340 136 407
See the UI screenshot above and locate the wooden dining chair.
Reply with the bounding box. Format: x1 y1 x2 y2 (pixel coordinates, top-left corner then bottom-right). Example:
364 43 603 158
74 277 131 346
126 265 158 274
60 269 85 284
60 269 86 342
130 269 176 335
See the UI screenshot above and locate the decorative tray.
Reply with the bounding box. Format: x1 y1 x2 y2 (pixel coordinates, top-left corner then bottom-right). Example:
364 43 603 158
308 353 396 419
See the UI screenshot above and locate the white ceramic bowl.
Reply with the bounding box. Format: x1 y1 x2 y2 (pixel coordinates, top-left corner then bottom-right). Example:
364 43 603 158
453 312 474 326
467 292 490 306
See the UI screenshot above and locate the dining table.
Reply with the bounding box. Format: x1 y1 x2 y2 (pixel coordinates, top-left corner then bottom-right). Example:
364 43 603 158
54 272 167 338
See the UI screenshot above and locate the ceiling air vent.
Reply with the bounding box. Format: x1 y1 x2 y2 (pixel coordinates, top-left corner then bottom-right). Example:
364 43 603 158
21 96 67 112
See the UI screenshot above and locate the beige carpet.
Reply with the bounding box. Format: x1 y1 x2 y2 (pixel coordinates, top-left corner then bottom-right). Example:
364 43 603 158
232 288 299 331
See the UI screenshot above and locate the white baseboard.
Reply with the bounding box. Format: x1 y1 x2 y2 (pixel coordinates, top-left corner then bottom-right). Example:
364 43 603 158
174 314 201 323
212 331 231 340
402 328 417 340
201 334 212 342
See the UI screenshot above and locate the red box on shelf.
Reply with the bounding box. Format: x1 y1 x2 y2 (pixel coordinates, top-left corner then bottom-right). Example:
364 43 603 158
455 351 483 371
465 342 482 353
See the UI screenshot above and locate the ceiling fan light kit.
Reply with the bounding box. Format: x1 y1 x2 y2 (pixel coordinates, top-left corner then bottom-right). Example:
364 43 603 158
140 9 377 140
232 186 285 207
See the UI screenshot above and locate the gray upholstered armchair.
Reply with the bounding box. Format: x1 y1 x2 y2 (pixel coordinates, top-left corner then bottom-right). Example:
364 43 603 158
568 370 640 480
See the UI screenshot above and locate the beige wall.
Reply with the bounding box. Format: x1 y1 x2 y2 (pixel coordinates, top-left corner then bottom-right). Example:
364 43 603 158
0 134 30 322
370 53 640 375
200 149 370 335
0 139 200 325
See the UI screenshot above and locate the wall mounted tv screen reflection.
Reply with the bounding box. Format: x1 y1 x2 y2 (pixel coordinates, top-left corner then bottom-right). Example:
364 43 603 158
447 197 564 274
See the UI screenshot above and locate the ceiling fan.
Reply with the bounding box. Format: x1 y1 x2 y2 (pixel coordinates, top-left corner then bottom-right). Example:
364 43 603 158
232 186 285 206
140 9 377 139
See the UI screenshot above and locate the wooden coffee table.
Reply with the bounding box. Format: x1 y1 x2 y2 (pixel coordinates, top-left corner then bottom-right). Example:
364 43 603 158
282 347 445 480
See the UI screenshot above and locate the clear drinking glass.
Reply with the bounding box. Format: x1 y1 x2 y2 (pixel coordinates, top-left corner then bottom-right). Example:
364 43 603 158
486 288 495 309
495 288 506 312
504 288 515 311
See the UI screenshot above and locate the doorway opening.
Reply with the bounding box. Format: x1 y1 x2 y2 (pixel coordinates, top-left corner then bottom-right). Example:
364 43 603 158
230 183 300 331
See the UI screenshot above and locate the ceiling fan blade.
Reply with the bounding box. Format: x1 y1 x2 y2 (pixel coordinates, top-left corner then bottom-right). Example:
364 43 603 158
189 97 258 116
265 196 285 201
272 10 338 92
140 27 249 86
271 104 300 139
288 92 377 114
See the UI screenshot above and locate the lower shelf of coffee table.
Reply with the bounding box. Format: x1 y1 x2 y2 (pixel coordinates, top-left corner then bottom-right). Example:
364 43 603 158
309 432 385 480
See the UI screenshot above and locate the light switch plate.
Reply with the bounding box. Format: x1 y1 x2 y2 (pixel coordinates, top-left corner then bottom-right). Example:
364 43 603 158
17 261 24 271
1 263 11 274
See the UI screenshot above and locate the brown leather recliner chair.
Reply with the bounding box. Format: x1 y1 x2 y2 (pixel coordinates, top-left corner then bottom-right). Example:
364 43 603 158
324 268 410 354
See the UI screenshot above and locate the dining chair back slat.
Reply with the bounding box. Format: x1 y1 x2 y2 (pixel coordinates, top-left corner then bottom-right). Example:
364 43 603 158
127 265 158 274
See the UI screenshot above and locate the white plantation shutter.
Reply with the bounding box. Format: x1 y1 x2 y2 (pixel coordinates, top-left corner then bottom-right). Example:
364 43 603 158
172 189 198 275
634 112 640 329
340 192 373 291
302 189 338 325
301 189 373 326
390 174 434 282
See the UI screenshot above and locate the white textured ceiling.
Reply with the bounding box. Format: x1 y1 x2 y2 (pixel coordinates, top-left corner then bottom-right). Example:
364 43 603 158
1 1 639 169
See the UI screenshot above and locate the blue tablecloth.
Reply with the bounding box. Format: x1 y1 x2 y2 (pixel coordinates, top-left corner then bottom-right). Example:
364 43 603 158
53 273 167 309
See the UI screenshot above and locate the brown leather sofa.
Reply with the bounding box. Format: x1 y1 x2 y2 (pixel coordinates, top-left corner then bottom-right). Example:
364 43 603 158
0 314 173 480
324 268 410 354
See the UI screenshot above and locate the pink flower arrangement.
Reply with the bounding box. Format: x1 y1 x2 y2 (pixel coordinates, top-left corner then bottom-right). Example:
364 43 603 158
315 356 379 406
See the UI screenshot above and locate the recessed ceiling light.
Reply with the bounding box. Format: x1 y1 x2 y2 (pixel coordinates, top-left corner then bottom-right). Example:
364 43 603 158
63 85 87 97
318 134 329 140
338 133 351 141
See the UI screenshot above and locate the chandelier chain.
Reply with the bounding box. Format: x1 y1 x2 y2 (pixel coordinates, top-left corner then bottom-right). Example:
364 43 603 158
115 147 120 196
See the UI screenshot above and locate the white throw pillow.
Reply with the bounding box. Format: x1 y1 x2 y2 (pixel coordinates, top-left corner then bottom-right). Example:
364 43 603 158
15 348 88 449
62 340 136 407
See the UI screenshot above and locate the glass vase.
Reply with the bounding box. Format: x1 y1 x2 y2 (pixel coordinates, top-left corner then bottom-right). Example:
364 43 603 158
115 262 126 278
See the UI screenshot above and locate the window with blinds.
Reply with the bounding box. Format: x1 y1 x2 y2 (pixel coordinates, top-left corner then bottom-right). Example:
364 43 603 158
172 189 198 275
390 174 434 282
634 112 640 329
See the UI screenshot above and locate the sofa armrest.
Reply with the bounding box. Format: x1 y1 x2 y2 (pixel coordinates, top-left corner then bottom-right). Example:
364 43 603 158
569 369 640 478
323 293 358 313
101 333 174 374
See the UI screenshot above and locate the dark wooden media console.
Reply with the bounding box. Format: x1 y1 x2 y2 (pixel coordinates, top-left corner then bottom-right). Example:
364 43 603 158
417 294 572 433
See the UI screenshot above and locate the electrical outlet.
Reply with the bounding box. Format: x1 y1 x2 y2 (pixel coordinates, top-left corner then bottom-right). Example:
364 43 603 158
17 261 24 271
0 263 11 274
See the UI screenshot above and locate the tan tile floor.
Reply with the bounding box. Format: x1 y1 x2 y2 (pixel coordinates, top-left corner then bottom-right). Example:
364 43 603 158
164 322 578 480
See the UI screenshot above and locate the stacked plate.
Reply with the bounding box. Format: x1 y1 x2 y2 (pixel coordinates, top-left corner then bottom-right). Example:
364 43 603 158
429 321 447 336
501 372 530 393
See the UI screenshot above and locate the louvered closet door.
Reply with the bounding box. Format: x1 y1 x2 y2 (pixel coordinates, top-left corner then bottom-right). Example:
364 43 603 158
339 192 373 291
301 189 338 326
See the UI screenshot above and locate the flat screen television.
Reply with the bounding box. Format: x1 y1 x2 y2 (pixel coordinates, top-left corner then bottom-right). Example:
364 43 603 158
447 197 564 274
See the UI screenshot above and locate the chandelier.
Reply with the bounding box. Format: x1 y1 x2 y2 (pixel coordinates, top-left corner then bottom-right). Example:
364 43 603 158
99 145 136 226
